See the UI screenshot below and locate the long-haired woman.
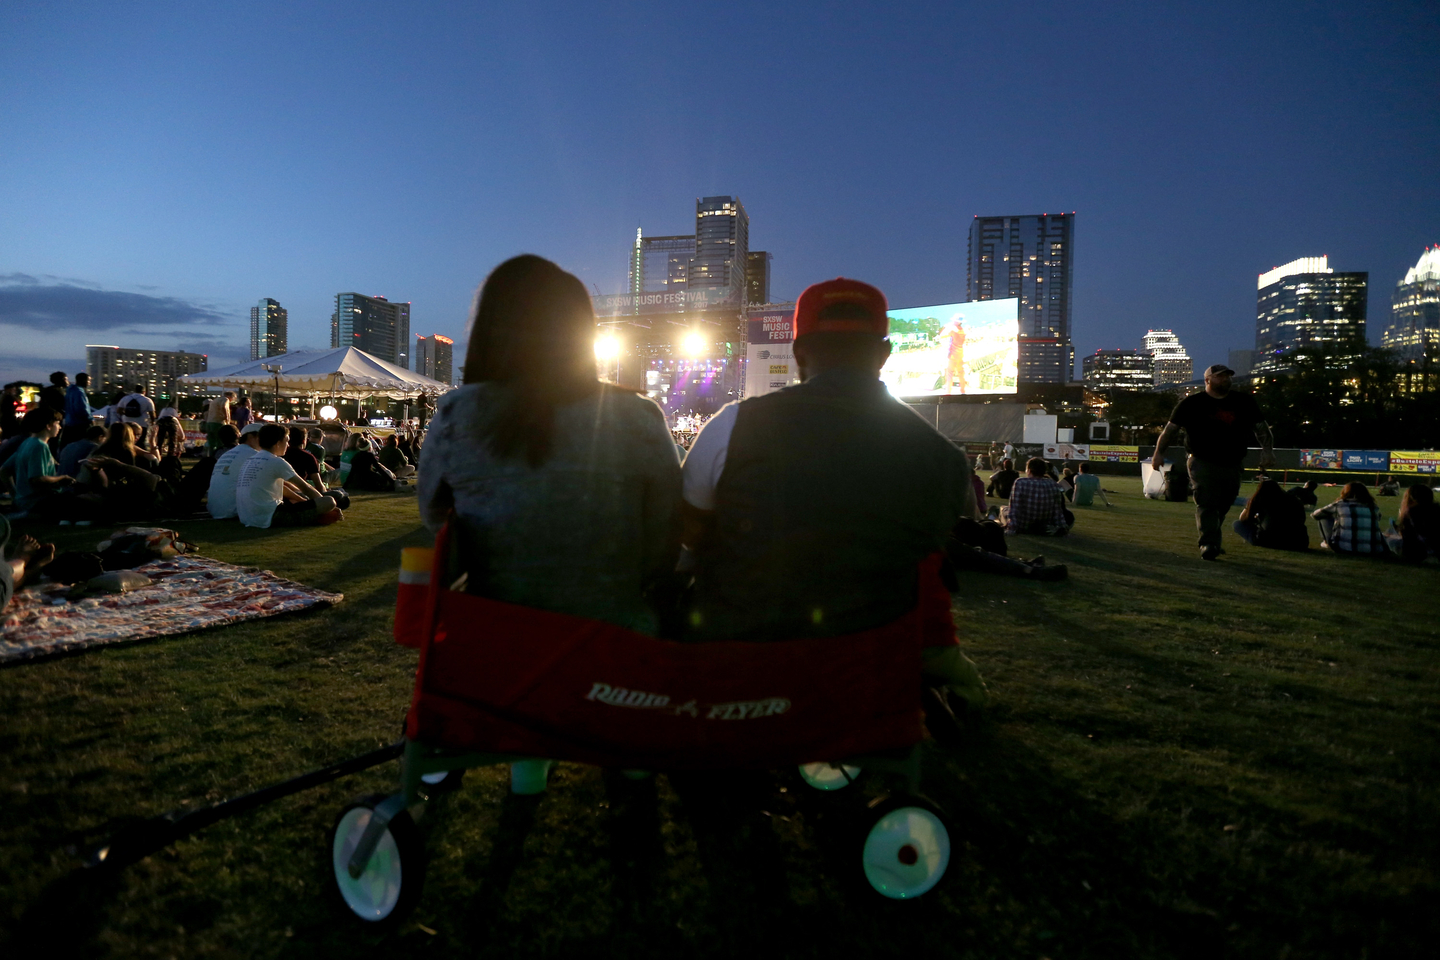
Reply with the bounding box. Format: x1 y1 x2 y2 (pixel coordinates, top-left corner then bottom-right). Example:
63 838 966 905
417 254 681 633
1397 483 1439 564
1312 481 1387 556
1233 478 1309 550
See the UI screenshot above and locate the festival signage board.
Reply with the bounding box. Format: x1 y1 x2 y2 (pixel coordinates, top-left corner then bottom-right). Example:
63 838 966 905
592 287 737 317
1300 449 1344 469
1340 450 1390 471
1088 445 1139 463
1043 442 1089 461
743 309 796 399
1389 450 1440 474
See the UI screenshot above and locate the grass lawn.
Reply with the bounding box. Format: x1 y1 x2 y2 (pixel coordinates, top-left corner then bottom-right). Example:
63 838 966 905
1 481 1437 959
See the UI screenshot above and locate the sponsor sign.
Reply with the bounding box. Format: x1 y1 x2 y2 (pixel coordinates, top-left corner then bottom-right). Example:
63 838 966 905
744 308 797 398
1340 450 1391 471
1300 449 1344 469
1088 445 1139 463
1043 442 1089 461
881 298 1019 397
592 287 736 317
1390 450 1440 474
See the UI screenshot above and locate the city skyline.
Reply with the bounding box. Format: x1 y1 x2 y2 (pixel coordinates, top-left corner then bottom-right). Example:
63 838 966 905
1 3 1436 387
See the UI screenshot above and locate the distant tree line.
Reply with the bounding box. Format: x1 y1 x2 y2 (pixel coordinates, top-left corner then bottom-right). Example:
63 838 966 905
1092 343 1440 450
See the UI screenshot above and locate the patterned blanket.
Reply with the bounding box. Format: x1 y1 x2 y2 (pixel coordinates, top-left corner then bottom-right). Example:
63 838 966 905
1 555 343 664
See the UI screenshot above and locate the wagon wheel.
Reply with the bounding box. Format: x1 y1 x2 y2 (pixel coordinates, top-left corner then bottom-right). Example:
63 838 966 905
859 795 951 899
328 794 425 924
798 762 863 791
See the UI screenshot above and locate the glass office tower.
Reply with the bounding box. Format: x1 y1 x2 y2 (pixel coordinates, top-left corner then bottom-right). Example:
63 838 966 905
690 196 748 306
249 298 288 360
1383 246 1440 362
1254 257 1367 372
967 213 1075 384
331 292 412 369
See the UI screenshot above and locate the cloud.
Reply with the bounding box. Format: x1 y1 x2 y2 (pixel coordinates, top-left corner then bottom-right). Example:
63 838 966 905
0 353 86 387
0 275 234 331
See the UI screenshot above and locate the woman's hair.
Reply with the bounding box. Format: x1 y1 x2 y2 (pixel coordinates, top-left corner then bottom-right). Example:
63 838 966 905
154 416 183 458
1399 483 1433 522
462 255 603 466
1246 477 1284 512
98 422 137 458
1340 481 1376 507
344 432 364 451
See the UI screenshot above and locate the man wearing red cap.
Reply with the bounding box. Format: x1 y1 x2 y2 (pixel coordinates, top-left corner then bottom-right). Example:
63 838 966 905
681 278 984 703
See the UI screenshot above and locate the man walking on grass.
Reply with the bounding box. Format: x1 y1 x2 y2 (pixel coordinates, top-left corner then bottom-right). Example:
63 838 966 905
1152 363 1275 561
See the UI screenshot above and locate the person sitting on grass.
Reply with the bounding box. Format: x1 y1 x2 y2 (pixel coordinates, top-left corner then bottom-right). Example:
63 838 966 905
1313 482 1387 557
283 426 326 489
986 457 1019 499
305 428 328 469
152 416 186 487
1071 462 1112 507
1233 478 1309 551
234 423 342 528
1288 479 1319 507
339 432 397 491
207 423 265 519
173 423 237 513
1378 475 1401 497
1396 484 1439 564
378 434 416 478
1003 457 1071 536
57 425 107 477
3 409 76 515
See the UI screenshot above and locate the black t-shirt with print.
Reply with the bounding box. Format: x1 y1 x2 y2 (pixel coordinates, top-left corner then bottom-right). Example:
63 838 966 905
1169 390 1263 464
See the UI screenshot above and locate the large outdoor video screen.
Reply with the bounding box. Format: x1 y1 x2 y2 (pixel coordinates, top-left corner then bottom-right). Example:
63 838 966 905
881 298 1019 396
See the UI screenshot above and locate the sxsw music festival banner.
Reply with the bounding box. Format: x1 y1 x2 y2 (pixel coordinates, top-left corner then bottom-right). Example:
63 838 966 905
1088 445 1140 463
1390 450 1440 474
744 309 796 398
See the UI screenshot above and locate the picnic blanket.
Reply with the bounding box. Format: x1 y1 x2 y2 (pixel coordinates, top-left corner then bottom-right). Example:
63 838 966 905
1 555 343 664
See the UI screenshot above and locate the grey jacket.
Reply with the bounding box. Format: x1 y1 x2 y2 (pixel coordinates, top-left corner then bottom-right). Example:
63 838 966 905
418 383 681 634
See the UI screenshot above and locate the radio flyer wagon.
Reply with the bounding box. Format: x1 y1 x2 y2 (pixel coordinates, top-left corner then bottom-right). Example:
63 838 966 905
328 524 962 924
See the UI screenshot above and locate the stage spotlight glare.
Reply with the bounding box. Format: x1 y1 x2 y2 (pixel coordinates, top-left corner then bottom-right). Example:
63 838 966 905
681 330 707 357
594 335 621 361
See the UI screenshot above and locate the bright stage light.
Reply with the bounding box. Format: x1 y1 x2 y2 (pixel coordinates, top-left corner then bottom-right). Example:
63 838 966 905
319 405 338 420
595 334 621 361
681 330 708 357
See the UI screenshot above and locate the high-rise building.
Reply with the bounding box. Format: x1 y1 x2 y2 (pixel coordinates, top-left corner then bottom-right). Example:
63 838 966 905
414 334 454 385
86 345 207 399
746 251 772 305
1228 349 1256 378
1082 349 1154 391
967 213 1075 384
628 233 696 295
1141 329 1193 387
1254 256 1367 372
689 196 748 306
249 298 288 360
331 293 412 368
1383 246 1440 362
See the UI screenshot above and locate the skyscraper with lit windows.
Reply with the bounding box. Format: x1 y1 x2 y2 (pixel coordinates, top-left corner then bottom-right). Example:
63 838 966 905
414 334 454 385
1254 256 1367 372
331 292 412 369
249 298 288 360
1383 246 1440 362
1141 329 1193 387
689 196 748 306
966 213 1075 384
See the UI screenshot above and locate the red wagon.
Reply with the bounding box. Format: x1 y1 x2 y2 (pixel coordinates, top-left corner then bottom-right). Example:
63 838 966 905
329 524 960 923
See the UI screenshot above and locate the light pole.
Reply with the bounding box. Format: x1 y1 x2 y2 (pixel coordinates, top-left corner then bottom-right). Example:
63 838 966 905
262 364 283 420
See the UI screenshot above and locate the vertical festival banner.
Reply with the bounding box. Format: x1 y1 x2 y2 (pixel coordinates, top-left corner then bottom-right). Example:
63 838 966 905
744 309 796 398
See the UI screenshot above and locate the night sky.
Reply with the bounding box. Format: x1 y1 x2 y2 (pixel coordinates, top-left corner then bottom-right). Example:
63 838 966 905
2 1 1436 385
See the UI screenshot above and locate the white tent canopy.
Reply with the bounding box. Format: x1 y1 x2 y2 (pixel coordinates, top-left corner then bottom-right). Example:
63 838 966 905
177 347 452 399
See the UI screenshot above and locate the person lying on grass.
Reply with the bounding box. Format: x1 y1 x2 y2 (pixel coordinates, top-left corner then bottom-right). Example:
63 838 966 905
234 423 343 528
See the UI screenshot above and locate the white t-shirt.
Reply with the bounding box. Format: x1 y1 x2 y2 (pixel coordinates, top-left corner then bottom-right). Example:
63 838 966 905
235 450 299 528
680 401 740 511
207 444 260 519
119 393 156 423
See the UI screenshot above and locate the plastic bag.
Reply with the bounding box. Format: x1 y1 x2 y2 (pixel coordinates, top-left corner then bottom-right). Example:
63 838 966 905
1141 462 1168 499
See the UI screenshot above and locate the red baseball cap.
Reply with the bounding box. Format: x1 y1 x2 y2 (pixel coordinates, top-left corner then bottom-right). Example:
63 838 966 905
793 278 889 339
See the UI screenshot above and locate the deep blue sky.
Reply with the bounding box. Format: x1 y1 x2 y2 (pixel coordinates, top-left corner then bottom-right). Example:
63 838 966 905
2 0 1436 385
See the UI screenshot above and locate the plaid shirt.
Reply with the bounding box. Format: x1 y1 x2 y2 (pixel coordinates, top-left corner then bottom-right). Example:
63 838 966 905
1005 476 1069 535
1314 500 1386 554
